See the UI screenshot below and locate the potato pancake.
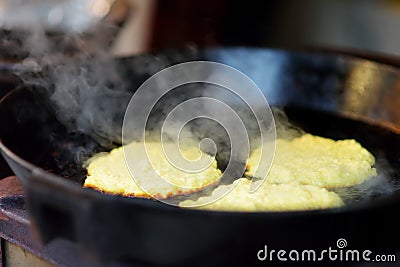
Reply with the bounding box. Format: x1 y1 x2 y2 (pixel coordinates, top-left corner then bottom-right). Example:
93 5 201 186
246 134 376 188
84 133 376 211
179 178 344 211
84 142 222 199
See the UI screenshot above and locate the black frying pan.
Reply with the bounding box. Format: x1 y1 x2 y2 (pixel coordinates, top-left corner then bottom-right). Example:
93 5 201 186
1 47 400 266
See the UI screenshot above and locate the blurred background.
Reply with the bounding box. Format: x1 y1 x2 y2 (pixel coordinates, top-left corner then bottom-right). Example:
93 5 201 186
1 0 400 57
2 0 400 99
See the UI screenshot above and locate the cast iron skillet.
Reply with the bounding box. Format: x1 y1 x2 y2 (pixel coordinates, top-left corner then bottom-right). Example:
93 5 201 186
1 47 400 266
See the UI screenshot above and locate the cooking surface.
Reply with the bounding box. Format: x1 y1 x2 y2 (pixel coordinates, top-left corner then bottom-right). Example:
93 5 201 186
2 48 400 266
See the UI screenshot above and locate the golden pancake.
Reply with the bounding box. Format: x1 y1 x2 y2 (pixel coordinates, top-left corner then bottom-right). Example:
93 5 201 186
84 142 222 199
179 178 344 211
246 134 376 188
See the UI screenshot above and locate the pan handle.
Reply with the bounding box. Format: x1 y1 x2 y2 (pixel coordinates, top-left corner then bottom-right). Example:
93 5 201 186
24 172 94 244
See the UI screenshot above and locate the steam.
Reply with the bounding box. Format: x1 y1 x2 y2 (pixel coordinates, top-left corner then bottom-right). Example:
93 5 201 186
0 8 129 174
10 16 127 147
48 55 130 146
272 107 305 139
334 155 399 204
